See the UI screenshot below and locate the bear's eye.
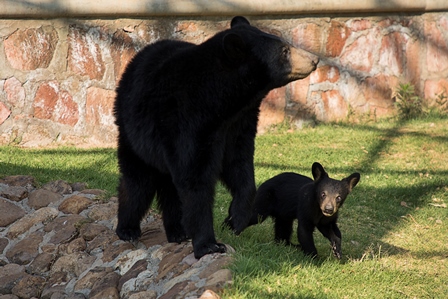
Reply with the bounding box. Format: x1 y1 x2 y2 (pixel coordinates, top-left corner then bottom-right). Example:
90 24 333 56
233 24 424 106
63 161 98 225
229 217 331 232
321 192 326 199
281 47 289 58
336 196 342 202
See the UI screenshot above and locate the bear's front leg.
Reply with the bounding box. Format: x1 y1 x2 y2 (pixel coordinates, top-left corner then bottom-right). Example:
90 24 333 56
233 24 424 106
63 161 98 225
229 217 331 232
297 223 318 258
317 222 342 259
221 115 257 234
175 177 227 259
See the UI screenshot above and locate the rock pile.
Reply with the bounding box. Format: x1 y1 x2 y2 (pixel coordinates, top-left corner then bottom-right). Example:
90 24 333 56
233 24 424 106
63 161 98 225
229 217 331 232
0 175 233 299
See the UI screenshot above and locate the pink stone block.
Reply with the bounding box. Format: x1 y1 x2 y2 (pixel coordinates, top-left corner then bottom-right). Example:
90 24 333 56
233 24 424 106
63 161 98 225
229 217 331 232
321 89 347 121
424 79 448 100
326 21 349 57
347 19 372 32
340 30 379 73
0 102 11 125
425 21 448 73
405 38 422 90
4 77 25 108
33 81 79 126
68 26 106 80
3 27 57 71
290 76 310 105
379 32 406 76
310 65 340 84
111 30 137 84
362 75 398 116
86 87 116 127
258 87 286 133
292 23 323 54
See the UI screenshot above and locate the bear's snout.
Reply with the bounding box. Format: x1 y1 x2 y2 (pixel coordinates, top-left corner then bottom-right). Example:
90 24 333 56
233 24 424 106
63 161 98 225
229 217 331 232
288 46 319 80
322 203 335 216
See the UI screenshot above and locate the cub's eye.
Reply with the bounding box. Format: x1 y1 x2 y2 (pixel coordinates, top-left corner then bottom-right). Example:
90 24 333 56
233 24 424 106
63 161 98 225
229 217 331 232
336 196 342 202
321 192 326 199
281 47 289 58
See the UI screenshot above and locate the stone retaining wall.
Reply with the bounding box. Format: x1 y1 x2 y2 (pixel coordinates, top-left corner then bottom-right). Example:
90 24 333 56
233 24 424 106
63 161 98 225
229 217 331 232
0 11 447 146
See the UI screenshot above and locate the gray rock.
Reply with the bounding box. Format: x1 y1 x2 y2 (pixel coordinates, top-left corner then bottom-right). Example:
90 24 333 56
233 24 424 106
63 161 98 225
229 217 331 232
11 274 46 298
79 223 108 241
43 180 73 195
70 182 88 192
128 290 157 299
0 264 26 294
7 207 58 238
58 195 93 215
0 199 25 227
27 252 56 274
28 189 62 210
74 267 111 295
44 214 85 244
51 253 96 277
6 231 44 265
87 201 116 221
0 238 9 254
89 271 120 299
118 259 148 291
0 186 28 202
41 271 70 299
0 175 36 189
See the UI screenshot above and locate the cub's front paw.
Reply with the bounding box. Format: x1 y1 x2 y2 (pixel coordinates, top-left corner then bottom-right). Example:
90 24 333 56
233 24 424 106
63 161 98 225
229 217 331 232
331 241 342 259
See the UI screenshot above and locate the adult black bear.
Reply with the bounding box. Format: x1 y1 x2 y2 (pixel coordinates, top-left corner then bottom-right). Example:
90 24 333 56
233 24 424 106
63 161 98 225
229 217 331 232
114 16 319 259
247 162 360 259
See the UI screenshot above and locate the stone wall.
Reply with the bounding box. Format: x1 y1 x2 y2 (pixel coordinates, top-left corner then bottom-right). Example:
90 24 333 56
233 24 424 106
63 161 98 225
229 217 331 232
0 12 447 146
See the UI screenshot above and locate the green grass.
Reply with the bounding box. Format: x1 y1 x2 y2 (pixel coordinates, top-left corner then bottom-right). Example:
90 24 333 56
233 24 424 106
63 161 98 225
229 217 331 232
1 116 447 298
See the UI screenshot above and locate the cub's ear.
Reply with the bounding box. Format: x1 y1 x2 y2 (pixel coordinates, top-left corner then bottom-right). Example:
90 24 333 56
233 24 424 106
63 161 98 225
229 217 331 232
344 173 361 192
231 16 250 27
223 33 247 62
312 162 327 181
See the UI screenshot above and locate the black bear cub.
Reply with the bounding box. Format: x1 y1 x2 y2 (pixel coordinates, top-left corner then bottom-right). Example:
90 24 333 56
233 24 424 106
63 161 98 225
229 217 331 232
247 162 360 259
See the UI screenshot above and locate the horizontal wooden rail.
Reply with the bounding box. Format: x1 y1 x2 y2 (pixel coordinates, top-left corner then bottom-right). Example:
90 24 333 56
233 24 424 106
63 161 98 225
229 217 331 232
0 0 447 18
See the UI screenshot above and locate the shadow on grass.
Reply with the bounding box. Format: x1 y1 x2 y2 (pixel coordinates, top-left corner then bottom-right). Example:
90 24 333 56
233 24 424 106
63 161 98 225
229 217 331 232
0 147 119 193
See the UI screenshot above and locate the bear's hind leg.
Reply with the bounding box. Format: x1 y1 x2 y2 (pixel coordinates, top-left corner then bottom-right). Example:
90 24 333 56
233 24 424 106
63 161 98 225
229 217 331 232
116 141 157 241
274 218 294 245
116 173 156 241
156 174 189 243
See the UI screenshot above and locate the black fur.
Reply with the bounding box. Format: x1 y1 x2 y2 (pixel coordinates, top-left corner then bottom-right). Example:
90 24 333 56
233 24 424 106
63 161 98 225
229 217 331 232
113 16 318 259
247 162 360 259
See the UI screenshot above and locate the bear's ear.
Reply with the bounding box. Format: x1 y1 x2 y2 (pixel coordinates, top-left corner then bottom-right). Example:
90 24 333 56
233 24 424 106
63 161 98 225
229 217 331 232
344 173 361 192
231 16 250 28
312 162 327 181
223 33 247 63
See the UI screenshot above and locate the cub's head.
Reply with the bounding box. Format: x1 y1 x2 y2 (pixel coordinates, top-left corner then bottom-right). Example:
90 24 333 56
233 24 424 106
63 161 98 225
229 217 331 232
311 162 360 217
221 16 319 89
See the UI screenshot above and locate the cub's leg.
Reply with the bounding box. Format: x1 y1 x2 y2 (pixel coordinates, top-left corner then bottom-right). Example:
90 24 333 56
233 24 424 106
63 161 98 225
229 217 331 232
317 222 342 259
274 218 294 245
297 222 318 258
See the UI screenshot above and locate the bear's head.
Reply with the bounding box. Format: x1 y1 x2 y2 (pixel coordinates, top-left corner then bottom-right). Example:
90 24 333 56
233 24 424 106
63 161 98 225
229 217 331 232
311 162 360 217
221 16 319 90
